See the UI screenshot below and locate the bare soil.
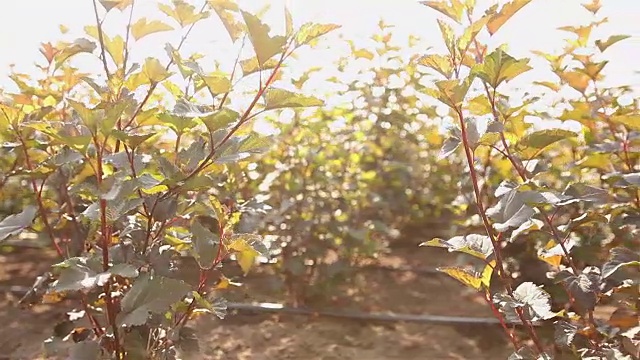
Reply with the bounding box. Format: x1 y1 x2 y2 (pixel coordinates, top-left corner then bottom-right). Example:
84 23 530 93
0 245 513 360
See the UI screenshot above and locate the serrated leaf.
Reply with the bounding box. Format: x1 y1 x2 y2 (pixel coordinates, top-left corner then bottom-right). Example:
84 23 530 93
595 34 630 52
421 0 464 23
99 0 132 11
54 38 97 70
197 72 232 95
474 48 532 89
486 0 532 35
239 57 279 77
554 320 578 348
555 267 601 313
143 57 171 83
226 234 263 275
118 274 191 327
417 54 453 79
433 78 473 108
131 18 174 41
494 281 556 322
295 23 341 47
201 108 239 133
560 71 590 93
241 10 286 66
191 221 220 270
264 88 324 110
509 218 544 242
611 115 640 131
515 129 577 159
209 0 245 42
51 257 138 292
602 247 640 278
459 14 490 51
438 266 483 290
421 234 493 259
0 206 38 243
438 137 460 159
158 0 209 28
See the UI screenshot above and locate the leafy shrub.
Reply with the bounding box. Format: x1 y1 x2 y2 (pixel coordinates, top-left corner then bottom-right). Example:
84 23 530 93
219 24 466 305
418 0 639 358
0 0 338 358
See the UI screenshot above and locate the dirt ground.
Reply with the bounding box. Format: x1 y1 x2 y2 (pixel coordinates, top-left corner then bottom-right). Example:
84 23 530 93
0 245 513 360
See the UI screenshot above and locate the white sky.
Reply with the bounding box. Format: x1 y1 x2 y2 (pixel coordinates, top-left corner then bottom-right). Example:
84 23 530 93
0 0 638 118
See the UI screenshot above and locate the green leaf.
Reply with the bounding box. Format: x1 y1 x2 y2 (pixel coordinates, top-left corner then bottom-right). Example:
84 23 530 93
241 10 287 66
295 23 341 47
486 0 532 36
191 220 220 270
431 78 473 108
420 0 464 23
473 49 532 88
201 108 239 132
143 57 172 83
515 129 577 159
595 35 630 52
239 57 280 77
264 89 324 110
158 0 209 28
421 234 493 259
611 115 640 130
0 206 38 243
131 18 174 41
197 72 232 95
459 15 490 51
118 274 191 327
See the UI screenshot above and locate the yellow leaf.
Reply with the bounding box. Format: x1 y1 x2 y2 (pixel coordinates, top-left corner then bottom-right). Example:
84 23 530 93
241 10 286 66
142 58 171 83
99 0 133 12
420 0 464 23
560 71 590 93
295 23 341 47
131 18 174 41
611 115 640 131
158 0 209 28
209 0 245 42
417 54 453 79
438 266 483 291
595 35 631 52
227 238 260 275
486 0 532 36
581 0 601 14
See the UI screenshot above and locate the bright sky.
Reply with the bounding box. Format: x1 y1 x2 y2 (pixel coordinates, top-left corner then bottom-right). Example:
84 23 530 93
0 0 638 128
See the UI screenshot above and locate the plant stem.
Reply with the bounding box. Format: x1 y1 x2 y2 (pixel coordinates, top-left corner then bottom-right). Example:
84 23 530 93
455 107 546 354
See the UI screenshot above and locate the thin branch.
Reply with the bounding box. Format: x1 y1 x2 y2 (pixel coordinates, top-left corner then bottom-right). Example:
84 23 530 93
91 0 112 81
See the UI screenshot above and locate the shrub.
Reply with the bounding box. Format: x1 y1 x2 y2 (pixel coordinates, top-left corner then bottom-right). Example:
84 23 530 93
418 0 639 358
0 0 338 358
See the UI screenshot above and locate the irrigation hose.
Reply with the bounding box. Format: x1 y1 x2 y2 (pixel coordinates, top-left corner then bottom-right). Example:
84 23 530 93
1 285 534 326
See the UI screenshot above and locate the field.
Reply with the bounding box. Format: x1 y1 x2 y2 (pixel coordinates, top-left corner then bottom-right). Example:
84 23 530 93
0 244 512 360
